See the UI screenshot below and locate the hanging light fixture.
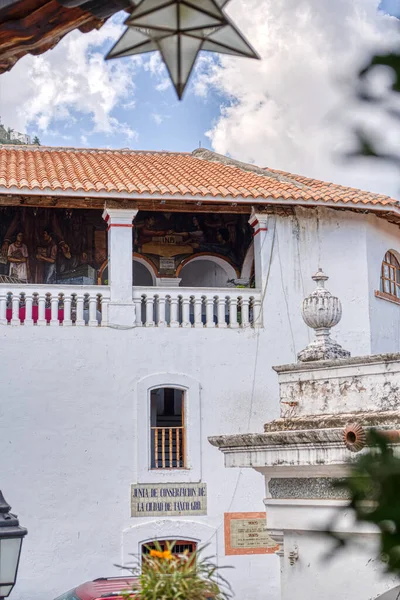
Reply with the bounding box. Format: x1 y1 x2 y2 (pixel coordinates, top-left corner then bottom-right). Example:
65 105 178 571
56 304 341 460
106 0 259 99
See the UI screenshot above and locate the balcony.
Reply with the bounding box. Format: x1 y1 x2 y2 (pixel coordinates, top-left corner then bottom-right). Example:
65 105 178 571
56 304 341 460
0 284 261 328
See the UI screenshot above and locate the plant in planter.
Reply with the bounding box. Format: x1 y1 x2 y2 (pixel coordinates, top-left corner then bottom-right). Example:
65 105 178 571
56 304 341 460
121 541 232 600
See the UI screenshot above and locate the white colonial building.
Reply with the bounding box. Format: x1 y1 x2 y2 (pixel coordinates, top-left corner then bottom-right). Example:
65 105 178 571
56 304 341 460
0 145 399 600
211 275 400 600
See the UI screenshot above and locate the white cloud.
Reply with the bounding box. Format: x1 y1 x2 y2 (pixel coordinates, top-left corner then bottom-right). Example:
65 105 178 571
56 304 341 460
196 0 400 197
151 113 163 125
0 18 140 141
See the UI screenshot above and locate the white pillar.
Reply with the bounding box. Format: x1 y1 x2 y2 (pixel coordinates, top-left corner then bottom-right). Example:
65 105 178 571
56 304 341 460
248 210 273 289
102 207 138 327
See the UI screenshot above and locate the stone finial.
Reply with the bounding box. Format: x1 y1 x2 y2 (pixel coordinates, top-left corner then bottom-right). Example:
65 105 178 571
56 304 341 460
297 269 350 362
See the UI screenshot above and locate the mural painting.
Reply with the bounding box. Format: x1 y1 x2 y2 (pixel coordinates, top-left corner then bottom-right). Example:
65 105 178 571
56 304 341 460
0 207 252 284
0 207 106 285
133 212 252 278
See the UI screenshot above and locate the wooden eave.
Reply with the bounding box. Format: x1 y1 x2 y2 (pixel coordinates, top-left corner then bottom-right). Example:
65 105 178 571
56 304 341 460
2 192 400 227
0 0 121 73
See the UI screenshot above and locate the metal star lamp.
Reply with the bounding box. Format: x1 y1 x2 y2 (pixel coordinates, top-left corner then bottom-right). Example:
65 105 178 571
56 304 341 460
106 0 260 99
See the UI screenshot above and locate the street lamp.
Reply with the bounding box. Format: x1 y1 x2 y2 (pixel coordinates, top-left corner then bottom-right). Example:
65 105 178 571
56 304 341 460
0 492 27 599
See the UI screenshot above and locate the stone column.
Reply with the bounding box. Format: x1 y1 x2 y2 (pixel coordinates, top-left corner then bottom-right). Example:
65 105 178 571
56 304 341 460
102 206 138 327
248 209 274 289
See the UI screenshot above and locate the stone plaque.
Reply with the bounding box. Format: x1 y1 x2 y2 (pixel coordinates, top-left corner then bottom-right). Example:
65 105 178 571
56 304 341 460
131 483 207 517
159 257 176 271
224 512 279 555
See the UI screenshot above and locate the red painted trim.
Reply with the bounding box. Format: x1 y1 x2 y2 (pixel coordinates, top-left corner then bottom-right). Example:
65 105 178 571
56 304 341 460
249 217 259 227
253 227 268 237
107 223 133 231
104 213 110 223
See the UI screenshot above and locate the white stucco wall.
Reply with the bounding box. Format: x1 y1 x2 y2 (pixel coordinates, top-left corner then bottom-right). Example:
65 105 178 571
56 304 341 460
366 214 400 354
2 205 400 600
265 499 398 600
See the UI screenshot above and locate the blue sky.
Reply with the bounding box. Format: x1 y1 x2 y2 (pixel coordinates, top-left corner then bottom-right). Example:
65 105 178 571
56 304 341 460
2 0 399 197
21 0 398 154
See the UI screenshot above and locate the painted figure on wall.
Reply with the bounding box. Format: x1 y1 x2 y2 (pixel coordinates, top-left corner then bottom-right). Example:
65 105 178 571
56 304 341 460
8 232 29 282
35 230 57 284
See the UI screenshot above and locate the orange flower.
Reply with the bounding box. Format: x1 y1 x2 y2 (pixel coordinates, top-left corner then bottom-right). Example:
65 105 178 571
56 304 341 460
149 549 164 558
162 550 173 560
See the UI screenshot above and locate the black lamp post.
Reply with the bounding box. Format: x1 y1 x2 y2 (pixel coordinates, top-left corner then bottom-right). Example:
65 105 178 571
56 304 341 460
0 492 27 599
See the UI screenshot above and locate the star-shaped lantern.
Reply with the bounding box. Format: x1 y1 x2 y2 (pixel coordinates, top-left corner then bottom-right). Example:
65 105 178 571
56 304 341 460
106 0 259 99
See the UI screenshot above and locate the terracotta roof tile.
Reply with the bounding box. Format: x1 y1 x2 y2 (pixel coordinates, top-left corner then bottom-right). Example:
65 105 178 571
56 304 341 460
0 146 398 215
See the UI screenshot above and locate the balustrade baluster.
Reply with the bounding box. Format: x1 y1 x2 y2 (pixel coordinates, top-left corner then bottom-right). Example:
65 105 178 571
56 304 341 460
217 296 227 328
76 295 85 326
228 296 238 329
63 294 72 326
24 294 33 326
100 295 108 327
10 293 20 325
169 296 179 328
205 297 215 328
158 295 166 327
181 297 191 328
240 297 250 328
0 292 7 325
145 295 155 327
252 297 262 327
133 297 142 326
88 294 98 327
37 294 46 326
50 294 59 325
193 296 203 328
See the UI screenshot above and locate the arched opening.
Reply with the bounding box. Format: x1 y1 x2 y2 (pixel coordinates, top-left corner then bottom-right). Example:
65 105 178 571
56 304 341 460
133 260 155 286
98 254 157 286
178 254 238 288
150 388 185 470
381 250 400 299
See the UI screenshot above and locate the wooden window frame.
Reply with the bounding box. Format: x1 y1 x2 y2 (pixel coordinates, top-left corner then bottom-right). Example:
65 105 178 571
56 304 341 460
150 388 187 471
380 251 400 300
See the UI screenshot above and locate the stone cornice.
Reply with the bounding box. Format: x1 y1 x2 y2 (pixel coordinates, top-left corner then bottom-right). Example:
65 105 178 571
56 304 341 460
272 352 400 374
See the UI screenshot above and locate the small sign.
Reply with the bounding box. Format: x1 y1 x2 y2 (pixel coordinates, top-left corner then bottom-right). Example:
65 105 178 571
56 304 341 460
159 257 175 270
131 483 207 517
224 512 279 555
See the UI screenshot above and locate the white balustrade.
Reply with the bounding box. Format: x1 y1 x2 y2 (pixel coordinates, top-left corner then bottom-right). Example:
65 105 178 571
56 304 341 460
132 287 261 329
0 285 110 327
0 284 262 329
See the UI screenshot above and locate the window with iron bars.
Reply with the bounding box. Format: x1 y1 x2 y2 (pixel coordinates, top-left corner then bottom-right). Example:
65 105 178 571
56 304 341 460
142 540 197 556
150 388 186 469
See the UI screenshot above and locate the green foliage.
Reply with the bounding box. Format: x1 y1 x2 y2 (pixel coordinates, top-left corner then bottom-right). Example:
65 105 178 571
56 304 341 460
120 541 232 600
32 135 41 145
328 431 400 576
353 48 400 166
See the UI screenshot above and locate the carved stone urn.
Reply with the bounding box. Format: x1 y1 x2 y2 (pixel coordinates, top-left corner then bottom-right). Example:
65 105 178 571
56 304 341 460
297 269 350 362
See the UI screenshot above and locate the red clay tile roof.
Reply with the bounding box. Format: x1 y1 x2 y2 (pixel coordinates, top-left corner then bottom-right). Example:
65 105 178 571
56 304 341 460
0 145 398 212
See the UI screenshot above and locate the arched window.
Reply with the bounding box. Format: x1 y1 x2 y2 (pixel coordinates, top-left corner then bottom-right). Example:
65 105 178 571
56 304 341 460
150 388 185 469
381 251 400 299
